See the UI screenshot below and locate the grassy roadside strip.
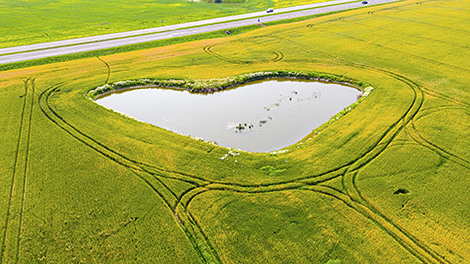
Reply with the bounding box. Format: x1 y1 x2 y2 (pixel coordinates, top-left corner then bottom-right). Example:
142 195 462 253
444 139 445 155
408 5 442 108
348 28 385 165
0 10 350 73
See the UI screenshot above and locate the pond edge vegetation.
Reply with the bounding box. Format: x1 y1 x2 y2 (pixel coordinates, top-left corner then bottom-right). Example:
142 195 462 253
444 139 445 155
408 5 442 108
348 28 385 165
88 70 371 99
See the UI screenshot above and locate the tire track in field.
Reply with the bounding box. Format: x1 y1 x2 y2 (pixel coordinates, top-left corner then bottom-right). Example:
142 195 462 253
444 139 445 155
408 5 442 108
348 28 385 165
0 79 29 264
180 182 428 262
38 65 457 263
39 80 357 263
175 188 222 264
15 79 35 263
404 82 470 170
306 5 470 170
174 64 453 263
411 105 470 166
38 82 222 263
408 119 470 169
340 66 451 264
302 2 470 110
39 83 207 185
97 57 111 84
314 35 467 261
342 67 456 264
37 82 191 206
406 102 470 169
304 185 438 264
203 44 283 64
39 81 209 258
0 78 35 264
41 82 351 190
416 105 468 117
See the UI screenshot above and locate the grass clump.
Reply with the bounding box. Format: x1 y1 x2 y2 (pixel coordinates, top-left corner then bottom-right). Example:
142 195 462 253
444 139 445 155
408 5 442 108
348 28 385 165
259 165 287 176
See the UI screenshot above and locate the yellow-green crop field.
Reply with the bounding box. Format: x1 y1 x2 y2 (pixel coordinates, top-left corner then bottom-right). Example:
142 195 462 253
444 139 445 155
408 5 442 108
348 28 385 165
1 0 470 263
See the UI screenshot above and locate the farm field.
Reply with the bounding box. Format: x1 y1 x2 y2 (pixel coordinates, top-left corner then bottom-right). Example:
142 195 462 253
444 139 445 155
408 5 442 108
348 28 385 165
0 0 330 49
1 0 470 263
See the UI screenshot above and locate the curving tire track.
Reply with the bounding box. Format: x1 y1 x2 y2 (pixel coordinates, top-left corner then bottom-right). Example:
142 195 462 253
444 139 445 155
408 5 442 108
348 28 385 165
37 61 465 263
408 120 470 169
96 57 111 84
203 44 283 64
38 81 225 263
175 64 458 263
342 67 453 264
344 66 466 264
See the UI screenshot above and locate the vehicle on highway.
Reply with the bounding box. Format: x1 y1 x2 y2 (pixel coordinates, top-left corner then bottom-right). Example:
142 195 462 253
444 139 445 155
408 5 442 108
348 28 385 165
267 8 274 13
362 1 368 4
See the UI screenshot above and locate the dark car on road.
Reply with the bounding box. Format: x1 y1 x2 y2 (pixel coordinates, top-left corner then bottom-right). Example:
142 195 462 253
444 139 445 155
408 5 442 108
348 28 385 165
362 1 368 4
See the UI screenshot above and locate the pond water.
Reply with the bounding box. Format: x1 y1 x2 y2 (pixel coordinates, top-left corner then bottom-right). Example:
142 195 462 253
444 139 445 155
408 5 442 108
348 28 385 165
96 79 362 152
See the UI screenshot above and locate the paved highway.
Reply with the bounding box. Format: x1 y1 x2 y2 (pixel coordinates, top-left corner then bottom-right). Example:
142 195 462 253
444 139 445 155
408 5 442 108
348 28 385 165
0 0 400 65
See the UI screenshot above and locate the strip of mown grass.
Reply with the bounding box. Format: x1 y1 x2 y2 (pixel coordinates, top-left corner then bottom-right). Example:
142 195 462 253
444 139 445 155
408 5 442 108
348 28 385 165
1 0 470 263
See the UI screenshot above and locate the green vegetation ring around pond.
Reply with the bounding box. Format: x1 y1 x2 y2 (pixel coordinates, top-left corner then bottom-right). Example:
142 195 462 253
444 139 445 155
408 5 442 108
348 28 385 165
88 70 372 153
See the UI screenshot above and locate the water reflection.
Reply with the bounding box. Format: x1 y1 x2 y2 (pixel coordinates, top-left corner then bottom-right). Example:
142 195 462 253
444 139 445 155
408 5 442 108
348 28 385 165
96 79 362 152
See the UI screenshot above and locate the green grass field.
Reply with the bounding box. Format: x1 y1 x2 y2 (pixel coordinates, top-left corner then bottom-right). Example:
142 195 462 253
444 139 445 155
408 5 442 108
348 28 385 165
1 0 470 263
0 0 329 49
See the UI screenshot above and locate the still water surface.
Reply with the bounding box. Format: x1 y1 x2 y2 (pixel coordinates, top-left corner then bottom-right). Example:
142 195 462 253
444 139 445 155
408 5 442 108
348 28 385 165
96 79 362 152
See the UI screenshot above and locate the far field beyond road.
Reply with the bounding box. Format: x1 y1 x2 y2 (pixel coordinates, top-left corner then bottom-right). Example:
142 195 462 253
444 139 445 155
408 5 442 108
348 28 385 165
0 0 332 49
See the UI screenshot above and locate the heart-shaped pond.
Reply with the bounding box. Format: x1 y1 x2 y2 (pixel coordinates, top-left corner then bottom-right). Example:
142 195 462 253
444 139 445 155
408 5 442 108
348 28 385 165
96 79 362 152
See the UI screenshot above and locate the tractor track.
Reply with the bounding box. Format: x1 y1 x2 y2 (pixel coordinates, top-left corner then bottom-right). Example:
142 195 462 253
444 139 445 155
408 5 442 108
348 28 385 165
50 70 422 262
15 78 35 263
173 63 460 263
38 81 223 263
346 66 464 263
0 79 29 264
203 44 283 64
36 59 467 263
0 78 35 264
342 66 453 264
96 57 111 84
